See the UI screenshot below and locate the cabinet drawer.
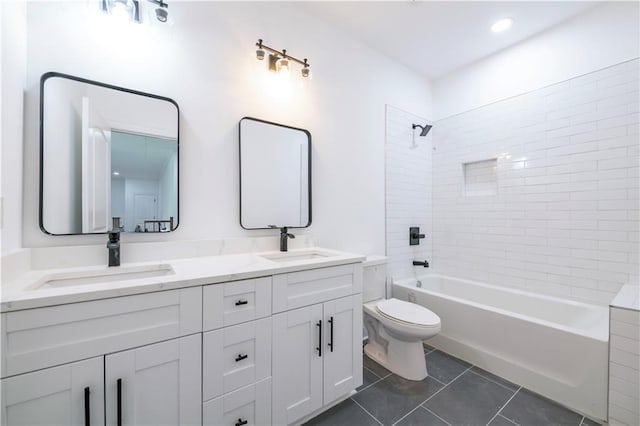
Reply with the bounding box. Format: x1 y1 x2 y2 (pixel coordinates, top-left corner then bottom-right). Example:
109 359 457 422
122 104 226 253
272 264 363 313
1 287 202 378
203 318 271 400
203 378 271 426
203 277 272 331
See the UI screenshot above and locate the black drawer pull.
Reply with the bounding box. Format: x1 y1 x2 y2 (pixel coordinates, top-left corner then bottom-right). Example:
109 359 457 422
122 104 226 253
235 419 248 426
316 320 322 357
84 387 90 426
117 378 122 426
235 353 248 362
235 300 248 306
328 316 334 352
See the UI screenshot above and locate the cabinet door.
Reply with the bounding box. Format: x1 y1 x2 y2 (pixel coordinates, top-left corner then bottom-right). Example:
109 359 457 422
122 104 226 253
323 294 363 404
272 304 323 425
1 357 103 426
105 334 201 426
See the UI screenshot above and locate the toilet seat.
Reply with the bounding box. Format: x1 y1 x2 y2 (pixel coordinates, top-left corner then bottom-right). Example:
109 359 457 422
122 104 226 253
376 298 440 328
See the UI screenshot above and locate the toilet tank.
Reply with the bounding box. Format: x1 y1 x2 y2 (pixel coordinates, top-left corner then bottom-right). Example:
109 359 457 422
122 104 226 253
362 256 387 303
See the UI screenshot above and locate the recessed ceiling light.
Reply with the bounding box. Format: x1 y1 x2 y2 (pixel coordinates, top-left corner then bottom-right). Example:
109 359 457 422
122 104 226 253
491 18 513 33
113 171 120 176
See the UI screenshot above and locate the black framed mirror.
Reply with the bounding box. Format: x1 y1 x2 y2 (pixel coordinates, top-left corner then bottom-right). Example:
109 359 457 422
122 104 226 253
39 72 179 235
239 117 312 229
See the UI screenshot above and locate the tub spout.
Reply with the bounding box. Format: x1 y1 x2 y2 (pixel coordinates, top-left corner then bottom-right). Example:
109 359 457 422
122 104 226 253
413 260 429 268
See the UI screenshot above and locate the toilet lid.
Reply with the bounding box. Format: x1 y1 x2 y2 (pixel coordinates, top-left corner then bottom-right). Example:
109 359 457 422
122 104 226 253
376 298 440 327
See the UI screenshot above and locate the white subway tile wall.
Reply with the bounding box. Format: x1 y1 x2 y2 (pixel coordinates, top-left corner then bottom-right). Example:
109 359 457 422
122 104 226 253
385 105 433 282
609 307 640 425
432 59 639 305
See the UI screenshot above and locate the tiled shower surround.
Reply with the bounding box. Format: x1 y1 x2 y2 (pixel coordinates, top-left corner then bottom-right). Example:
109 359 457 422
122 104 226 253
432 59 639 304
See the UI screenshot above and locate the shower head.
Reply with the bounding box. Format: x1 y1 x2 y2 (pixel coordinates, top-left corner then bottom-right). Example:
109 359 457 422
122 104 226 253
412 123 432 137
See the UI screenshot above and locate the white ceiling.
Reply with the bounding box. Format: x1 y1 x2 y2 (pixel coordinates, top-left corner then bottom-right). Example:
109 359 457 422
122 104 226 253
298 1 601 79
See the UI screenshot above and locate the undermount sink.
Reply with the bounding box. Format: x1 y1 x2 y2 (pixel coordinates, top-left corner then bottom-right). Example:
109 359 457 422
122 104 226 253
260 250 335 263
31 264 175 290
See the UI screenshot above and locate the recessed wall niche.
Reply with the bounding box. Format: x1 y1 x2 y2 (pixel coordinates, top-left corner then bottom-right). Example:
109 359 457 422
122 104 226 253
463 158 497 197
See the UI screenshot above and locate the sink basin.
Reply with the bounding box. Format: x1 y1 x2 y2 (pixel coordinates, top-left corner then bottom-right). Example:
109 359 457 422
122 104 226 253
31 264 175 290
260 250 335 263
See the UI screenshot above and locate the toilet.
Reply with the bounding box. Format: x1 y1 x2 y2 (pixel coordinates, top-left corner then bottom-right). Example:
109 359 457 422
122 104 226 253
362 257 441 381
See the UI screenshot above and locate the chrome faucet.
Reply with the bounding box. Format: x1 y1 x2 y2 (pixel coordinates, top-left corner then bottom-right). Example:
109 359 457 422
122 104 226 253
413 260 429 268
280 227 295 252
107 230 120 267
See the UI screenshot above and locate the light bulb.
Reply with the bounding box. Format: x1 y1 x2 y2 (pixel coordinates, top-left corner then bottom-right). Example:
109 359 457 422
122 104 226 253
277 57 290 78
491 18 513 33
156 7 168 22
111 0 135 21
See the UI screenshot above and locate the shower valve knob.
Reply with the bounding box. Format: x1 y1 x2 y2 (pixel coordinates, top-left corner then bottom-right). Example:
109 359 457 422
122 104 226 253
409 227 426 245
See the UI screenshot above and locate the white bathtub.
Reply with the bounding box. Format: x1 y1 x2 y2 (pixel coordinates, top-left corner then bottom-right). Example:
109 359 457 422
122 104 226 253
392 274 609 421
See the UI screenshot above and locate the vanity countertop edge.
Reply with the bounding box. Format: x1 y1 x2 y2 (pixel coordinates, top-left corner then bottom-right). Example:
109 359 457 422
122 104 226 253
1 248 366 313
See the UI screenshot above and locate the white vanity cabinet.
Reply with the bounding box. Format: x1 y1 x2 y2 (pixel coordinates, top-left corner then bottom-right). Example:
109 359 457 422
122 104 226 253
1 357 104 426
1 258 364 426
1 287 203 426
271 264 363 425
1 334 202 426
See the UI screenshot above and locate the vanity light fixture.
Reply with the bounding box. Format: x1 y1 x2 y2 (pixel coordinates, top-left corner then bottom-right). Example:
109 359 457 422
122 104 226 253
101 0 169 24
255 39 311 78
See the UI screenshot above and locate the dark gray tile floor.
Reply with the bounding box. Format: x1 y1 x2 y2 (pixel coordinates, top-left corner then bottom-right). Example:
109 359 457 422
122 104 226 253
304 345 602 426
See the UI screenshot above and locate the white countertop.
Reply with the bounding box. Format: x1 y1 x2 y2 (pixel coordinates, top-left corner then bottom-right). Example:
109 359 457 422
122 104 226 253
610 284 640 311
1 248 365 312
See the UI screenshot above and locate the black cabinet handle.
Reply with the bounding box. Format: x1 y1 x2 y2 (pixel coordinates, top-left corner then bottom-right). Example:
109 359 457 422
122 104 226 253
235 300 248 306
235 354 248 362
84 387 90 426
117 378 122 426
235 419 248 426
316 320 322 357
328 317 334 352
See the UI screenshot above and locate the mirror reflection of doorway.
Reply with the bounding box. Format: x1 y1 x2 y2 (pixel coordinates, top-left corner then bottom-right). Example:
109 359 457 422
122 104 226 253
133 194 157 232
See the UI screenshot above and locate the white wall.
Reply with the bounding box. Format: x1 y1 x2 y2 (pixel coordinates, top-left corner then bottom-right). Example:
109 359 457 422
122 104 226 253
385 105 432 282
18 1 432 255
434 2 640 120
432 59 639 305
1 1 27 253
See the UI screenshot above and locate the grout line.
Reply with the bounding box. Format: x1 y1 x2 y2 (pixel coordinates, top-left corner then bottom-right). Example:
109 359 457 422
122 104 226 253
423 364 474 404
467 368 519 393
428 375 447 386
392 364 474 426
486 386 522 426
351 397 384 426
423 407 453 426
356 374 387 394
497 413 520 426
392 403 430 426
364 366 382 379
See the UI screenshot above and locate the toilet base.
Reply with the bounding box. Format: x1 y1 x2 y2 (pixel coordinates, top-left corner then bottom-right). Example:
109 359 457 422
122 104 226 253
364 338 428 381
